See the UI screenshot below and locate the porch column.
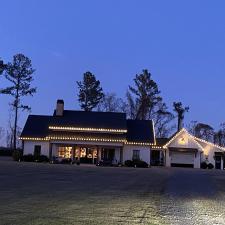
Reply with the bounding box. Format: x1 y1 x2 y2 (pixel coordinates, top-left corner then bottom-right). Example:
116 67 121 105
72 145 76 160
221 156 224 170
97 146 101 163
92 148 95 164
49 143 53 160
120 147 123 164
78 147 81 162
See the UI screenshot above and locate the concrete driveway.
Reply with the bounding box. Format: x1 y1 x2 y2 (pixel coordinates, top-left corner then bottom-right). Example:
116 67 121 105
0 161 225 225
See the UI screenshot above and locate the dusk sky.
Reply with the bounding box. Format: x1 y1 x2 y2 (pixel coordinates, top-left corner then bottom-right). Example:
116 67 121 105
0 0 225 135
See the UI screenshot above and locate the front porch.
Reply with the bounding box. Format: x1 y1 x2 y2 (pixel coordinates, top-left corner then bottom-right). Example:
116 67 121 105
49 143 123 165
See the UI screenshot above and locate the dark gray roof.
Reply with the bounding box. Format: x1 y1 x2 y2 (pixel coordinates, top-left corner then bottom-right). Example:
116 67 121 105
21 115 52 138
126 120 155 144
21 111 155 144
156 138 169 146
52 110 127 130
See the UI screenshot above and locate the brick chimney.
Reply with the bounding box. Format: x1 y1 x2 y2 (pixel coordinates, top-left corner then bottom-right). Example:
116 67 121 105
56 99 64 116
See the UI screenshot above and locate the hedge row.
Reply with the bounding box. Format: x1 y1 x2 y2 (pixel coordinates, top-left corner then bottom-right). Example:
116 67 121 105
13 151 49 162
125 159 149 168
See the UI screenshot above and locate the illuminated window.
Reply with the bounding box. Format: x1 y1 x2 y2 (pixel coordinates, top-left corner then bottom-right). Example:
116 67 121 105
58 147 72 158
80 148 86 158
93 150 97 158
79 147 97 158
75 148 80 158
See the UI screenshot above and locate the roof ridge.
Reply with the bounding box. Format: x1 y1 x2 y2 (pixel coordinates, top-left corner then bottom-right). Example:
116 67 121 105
63 110 126 115
28 114 52 117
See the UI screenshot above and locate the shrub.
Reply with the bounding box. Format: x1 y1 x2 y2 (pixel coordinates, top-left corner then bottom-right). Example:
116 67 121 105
124 160 134 167
207 163 214 169
12 150 23 161
201 162 208 169
133 159 149 168
61 158 72 164
37 155 49 163
0 147 13 156
23 154 34 162
125 159 149 168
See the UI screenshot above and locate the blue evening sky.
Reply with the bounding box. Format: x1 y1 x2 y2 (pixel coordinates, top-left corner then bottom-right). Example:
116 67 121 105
0 0 225 135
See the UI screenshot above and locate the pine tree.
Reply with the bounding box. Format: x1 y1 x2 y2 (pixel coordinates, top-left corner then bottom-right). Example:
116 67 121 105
128 69 162 120
0 59 6 75
0 54 36 150
77 71 104 111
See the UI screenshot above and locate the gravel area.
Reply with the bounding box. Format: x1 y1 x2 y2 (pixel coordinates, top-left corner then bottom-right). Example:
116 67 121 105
0 160 225 225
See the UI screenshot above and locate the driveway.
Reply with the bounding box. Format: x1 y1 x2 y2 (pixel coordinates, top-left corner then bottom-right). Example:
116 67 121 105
0 161 225 225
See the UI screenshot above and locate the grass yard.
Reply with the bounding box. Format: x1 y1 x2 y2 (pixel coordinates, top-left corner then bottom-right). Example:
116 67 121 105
0 159 225 225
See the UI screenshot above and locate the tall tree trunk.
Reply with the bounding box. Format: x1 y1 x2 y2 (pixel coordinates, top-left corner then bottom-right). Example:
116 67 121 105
177 115 183 132
13 101 18 151
13 85 19 151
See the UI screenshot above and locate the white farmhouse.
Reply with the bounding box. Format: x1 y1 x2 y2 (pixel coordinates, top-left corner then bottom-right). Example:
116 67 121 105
20 100 225 170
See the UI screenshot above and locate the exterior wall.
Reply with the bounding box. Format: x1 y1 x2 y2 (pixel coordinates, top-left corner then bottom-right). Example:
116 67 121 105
193 152 201 168
23 141 50 157
165 149 170 167
123 145 150 165
198 141 224 170
165 130 202 168
168 130 201 150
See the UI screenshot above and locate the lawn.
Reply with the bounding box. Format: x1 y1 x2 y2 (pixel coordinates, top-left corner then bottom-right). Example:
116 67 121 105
0 159 225 225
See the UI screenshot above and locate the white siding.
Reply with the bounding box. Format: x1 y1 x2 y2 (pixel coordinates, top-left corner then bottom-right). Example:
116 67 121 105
23 141 50 157
123 145 150 164
168 130 201 150
194 152 201 168
197 141 224 170
165 130 202 168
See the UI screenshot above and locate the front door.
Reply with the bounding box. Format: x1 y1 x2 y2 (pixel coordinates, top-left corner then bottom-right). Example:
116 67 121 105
151 150 160 166
102 148 115 161
215 156 221 170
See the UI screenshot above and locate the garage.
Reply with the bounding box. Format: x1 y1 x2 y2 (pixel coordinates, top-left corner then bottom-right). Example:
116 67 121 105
170 151 195 168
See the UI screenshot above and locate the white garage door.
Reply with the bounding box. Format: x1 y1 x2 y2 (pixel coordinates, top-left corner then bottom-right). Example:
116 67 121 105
171 152 194 167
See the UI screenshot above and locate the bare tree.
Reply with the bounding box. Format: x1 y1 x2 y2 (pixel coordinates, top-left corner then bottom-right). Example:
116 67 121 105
0 58 6 75
214 123 225 146
152 102 175 138
97 93 126 113
0 127 5 147
6 110 22 149
187 120 198 136
188 121 214 142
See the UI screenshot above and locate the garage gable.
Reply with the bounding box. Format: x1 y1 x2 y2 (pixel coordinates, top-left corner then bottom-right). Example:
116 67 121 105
164 128 203 151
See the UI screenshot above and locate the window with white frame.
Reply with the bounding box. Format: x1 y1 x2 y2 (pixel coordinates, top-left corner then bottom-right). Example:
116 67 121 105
34 145 41 157
132 150 140 160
